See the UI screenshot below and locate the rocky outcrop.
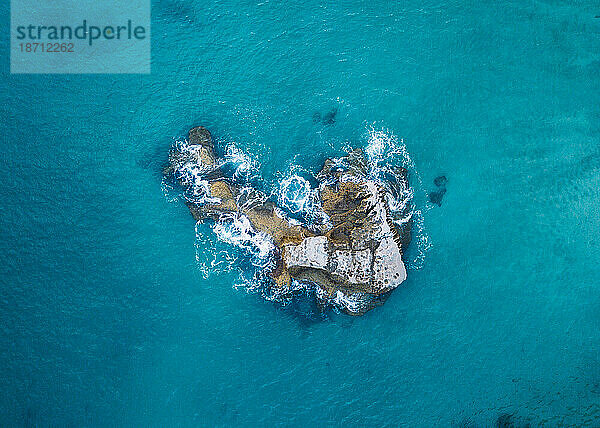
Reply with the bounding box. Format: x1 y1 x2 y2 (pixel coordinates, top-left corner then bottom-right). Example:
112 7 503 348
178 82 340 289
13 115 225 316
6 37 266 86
166 126 412 315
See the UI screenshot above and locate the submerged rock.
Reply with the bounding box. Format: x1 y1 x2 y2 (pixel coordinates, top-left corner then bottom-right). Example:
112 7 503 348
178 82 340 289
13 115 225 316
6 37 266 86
433 175 448 187
429 174 448 206
322 108 338 125
312 108 338 126
166 126 412 315
428 188 446 206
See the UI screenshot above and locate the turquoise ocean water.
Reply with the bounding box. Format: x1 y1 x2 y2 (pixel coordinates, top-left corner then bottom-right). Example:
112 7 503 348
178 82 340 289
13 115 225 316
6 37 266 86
1 0 600 426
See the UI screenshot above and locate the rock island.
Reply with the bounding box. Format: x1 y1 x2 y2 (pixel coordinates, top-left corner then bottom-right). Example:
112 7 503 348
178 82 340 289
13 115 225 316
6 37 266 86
164 126 412 315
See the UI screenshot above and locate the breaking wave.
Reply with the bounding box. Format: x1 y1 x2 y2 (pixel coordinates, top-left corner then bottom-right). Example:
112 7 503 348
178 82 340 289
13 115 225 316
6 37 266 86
212 212 275 264
223 143 261 181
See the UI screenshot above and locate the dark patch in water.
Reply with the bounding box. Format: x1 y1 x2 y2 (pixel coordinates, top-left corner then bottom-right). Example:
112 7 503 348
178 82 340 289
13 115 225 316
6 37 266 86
322 108 337 125
496 413 531 428
428 175 448 206
137 143 173 177
290 289 328 325
434 175 448 187
271 288 329 330
428 188 446 206
312 108 338 126
496 413 515 428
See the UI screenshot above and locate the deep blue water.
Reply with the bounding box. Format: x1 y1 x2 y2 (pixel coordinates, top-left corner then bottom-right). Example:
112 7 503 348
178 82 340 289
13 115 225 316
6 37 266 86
1 0 600 426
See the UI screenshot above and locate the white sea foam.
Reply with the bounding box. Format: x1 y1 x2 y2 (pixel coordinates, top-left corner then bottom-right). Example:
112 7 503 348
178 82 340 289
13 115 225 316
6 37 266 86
223 142 260 181
365 127 416 173
212 212 275 265
172 140 222 204
277 171 331 230
332 290 363 313
278 174 311 214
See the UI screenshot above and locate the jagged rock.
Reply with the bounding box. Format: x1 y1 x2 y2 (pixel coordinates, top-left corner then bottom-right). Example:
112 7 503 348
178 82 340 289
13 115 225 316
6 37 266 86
166 126 412 315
